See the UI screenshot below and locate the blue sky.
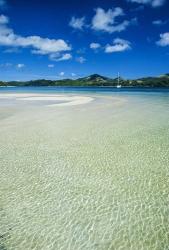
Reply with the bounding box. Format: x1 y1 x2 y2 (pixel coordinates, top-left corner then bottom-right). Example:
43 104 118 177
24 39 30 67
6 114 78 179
0 0 169 81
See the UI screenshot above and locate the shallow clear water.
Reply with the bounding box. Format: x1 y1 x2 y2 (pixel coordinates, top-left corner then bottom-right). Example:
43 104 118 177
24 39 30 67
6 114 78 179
0 87 169 250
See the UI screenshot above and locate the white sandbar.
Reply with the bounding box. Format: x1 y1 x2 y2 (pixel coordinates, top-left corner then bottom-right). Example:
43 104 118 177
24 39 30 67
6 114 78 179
0 93 94 107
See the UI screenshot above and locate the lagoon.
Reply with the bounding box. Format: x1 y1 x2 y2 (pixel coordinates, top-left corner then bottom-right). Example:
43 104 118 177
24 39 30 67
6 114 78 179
0 87 169 250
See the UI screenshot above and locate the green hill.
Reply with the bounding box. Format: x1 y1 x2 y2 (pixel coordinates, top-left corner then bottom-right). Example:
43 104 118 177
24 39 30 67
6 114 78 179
1 73 169 87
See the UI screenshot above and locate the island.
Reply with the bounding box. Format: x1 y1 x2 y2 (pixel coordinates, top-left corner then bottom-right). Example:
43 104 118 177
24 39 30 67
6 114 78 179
1 73 169 87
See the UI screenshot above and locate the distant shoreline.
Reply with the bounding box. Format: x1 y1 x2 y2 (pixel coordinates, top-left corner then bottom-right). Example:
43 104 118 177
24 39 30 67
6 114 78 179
1 73 169 88
1 85 169 88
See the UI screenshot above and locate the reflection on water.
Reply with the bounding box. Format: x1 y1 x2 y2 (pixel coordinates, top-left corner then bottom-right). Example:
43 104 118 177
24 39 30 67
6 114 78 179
0 88 169 250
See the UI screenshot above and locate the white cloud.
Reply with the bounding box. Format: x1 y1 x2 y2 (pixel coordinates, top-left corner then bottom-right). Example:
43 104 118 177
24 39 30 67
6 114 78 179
0 15 71 59
69 16 85 30
57 53 72 61
128 0 165 7
48 64 54 68
49 53 72 61
59 71 65 76
90 42 101 49
157 33 169 46
91 7 129 33
71 73 76 77
151 0 165 6
76 56 86 63
152 20 163 25
152 19 167 25
105 38 131 53
16 63 25 69
0 14 8 24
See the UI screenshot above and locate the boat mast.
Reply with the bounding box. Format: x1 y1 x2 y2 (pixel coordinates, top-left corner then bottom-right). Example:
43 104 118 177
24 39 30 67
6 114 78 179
118 72 120 85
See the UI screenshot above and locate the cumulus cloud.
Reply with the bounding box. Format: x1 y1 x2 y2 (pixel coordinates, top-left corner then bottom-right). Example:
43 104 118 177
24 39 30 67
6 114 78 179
152 20 163 25
59 71 65 76
152 19 167 25
105 38 131 53
1 62 25 69
76 56 86 63
0 15 71 59
0 14 9 24
48 64 54 68
69 7 132 33
57 53 72 61
91 7 129 33
69 16 85 30
16 63 25 69
128 0 165 7
49 53 72 61
90 42 101 49
156 33 169 46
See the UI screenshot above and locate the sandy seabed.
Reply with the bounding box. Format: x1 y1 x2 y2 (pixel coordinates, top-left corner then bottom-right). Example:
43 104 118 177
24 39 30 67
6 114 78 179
1 90 169 250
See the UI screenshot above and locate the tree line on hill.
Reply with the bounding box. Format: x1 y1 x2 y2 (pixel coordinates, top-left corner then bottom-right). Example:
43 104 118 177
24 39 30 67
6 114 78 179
1 74 169 87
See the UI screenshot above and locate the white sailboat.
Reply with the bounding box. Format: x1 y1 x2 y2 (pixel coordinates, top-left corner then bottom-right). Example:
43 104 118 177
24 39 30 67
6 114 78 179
117 72 122 88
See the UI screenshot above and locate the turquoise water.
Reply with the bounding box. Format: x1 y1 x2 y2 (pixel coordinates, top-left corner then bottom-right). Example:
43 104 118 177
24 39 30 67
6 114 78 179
0 87 169 250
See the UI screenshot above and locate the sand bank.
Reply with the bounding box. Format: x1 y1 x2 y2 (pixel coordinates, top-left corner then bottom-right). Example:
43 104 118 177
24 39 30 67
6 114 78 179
0 94 94 107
